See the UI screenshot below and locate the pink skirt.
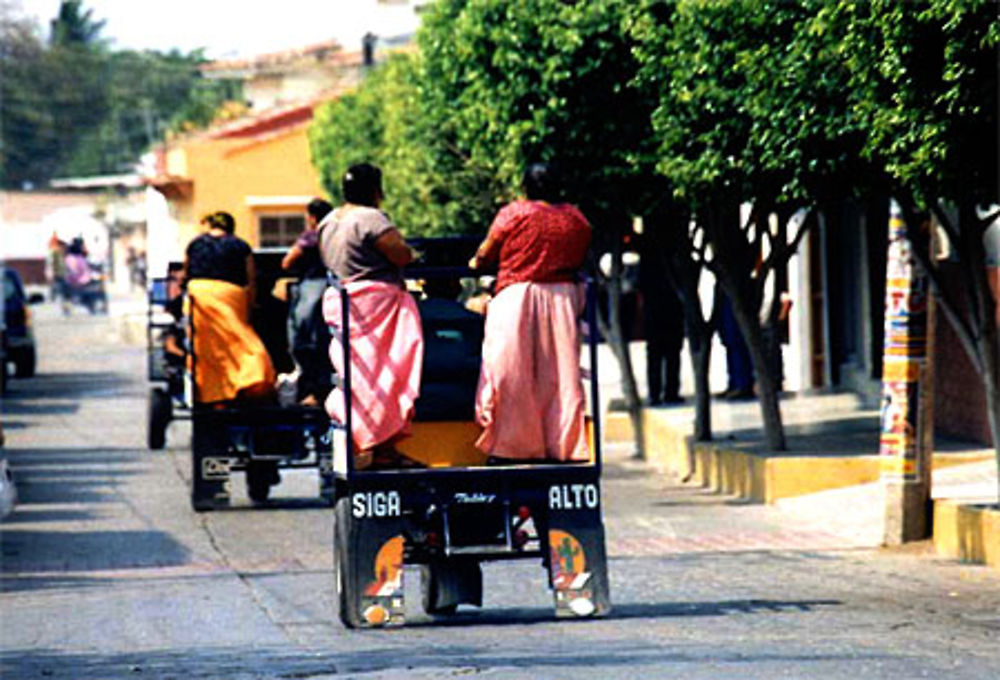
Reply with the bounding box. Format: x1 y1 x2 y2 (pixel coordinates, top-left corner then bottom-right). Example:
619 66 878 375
323 280 424 451
475 281 587 461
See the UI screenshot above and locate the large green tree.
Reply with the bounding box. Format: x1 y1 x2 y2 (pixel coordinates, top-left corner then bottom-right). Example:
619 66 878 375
632 0 872 450
841 0 1000 499
1 1 241 186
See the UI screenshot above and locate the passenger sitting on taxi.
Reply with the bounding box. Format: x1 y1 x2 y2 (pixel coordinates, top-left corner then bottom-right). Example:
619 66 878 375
184 211 276 404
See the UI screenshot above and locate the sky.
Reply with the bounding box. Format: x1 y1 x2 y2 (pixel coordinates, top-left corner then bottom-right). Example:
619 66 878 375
16 0 422 59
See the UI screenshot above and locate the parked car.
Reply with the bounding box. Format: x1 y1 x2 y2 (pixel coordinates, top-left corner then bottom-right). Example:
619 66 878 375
3 269 37 378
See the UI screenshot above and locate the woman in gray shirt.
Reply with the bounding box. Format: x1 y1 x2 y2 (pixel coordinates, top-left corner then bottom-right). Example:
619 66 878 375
318 163 424 469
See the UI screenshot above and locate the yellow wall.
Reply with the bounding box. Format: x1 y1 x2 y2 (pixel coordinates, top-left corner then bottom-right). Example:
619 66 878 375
169 121 328 250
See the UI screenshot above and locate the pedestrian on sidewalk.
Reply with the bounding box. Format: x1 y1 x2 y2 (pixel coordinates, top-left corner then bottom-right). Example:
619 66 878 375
716 286 755 400
638 230 684 405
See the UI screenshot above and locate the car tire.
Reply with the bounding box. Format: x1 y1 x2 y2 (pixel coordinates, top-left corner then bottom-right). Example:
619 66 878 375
14 347 35 378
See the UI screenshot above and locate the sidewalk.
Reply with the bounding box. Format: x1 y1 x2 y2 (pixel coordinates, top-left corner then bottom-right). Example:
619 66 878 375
598 342 999 568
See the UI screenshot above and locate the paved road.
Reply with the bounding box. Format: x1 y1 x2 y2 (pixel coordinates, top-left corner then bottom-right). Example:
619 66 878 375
2 304 999 679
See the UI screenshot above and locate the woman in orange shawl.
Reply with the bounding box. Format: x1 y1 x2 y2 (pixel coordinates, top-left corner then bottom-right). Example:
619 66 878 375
184 212 276 404
469 163 592 463
319 164 424 469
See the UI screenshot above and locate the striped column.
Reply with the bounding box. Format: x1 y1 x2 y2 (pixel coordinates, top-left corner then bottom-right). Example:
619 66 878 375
879 199 934 544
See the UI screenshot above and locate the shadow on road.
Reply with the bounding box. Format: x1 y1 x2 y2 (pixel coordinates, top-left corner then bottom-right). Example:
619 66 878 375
2 633 879 680
0 529 192 580
3 447 142 506
403 598 843 628
2 370 137 401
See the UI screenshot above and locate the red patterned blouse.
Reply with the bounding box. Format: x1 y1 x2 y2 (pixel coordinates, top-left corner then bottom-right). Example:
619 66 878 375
485 200 592 294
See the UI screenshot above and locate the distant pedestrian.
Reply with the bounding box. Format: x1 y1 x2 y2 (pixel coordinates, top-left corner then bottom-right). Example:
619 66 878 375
638 232 684 405
717 286 754 400
47 234 68 304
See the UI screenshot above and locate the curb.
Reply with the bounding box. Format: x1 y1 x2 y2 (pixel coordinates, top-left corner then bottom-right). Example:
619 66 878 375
608 410 994 504
933 500 1000 568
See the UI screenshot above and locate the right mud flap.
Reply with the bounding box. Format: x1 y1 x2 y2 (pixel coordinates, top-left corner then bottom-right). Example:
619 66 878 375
191 417 232 511
545 480 611 618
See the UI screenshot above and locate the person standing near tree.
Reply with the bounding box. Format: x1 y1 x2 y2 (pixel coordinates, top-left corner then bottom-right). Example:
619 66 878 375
638 230 685 405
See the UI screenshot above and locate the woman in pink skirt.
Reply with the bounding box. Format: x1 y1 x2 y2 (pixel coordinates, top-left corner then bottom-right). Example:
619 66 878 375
469 163 592 463
319 163 424 469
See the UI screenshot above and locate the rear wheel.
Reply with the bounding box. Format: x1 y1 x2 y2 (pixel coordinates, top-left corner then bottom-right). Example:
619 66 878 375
147 387 171 450
246 460 278 504
420 559 482 617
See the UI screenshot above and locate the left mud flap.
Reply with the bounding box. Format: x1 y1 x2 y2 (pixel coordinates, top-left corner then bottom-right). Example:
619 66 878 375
546 482 611 618
335 490 407 627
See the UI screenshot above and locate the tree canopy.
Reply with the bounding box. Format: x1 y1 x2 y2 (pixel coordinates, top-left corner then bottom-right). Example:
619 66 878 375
0 1 241 188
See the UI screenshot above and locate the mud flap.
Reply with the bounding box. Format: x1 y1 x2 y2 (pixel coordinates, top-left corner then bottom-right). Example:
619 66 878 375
191 417 231 511
333 493 407 628
545 483 611 618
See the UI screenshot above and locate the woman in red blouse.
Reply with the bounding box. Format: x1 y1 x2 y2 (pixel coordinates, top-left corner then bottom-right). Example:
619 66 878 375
469 163 592 462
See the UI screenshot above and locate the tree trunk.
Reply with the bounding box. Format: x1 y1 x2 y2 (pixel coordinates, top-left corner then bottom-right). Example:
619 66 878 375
964 210 1000 506
980 335 1000 507
691 334 712 441
597 221 645 460
677 264 713 442
742 314 787 451
708 203 787 451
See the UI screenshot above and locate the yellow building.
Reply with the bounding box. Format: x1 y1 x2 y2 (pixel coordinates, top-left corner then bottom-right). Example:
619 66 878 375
148 101 330 250
146 42 366 253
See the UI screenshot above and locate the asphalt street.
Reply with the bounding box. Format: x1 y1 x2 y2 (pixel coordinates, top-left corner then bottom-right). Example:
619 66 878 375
1 302 998 679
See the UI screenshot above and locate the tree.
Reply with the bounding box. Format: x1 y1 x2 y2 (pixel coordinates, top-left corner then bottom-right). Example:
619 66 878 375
841 0 1000 501
414 0 668 456
0 1 242 185
0 9 51 187
310 51 486 236
632 0 870 450
49 0 104 48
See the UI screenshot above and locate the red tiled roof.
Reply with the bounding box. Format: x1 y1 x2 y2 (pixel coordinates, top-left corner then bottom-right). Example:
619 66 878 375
209 101 316 140
201 40 364 74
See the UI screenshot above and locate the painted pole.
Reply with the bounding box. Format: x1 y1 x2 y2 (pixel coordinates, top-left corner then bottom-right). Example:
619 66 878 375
879 199 934 545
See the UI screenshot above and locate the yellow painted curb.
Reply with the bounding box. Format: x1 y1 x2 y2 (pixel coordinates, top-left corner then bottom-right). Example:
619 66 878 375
606 408 994 504
933 500 1000 569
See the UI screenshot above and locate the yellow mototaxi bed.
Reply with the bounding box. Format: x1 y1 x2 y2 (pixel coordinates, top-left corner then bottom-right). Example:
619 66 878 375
329 237 610 628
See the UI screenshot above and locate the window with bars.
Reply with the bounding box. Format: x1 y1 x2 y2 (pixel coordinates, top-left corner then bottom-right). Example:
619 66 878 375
258 213 306 248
